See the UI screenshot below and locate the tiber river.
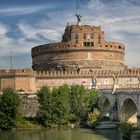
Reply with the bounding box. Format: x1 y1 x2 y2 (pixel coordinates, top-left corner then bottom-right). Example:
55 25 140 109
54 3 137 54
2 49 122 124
0 128 123 140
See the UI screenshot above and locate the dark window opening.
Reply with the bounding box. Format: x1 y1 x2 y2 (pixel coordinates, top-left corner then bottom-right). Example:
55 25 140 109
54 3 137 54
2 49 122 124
98 33 101 39
83 42 94 47
83 33 86 39
75 33 78 44
91 42 94 47
75 39 78 44
91 33 94 39
83 42 86 47
118 46 122 49
87 42 90 46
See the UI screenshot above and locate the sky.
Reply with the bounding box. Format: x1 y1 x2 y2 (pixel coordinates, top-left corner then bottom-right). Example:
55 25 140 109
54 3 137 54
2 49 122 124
0 0 140 69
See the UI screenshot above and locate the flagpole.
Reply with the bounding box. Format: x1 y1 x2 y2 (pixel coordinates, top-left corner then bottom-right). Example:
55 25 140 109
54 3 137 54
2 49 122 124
10 50 13 70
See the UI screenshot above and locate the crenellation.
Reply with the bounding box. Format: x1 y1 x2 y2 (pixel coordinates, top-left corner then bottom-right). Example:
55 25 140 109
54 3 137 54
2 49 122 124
1 69 140 79
0 68 140 92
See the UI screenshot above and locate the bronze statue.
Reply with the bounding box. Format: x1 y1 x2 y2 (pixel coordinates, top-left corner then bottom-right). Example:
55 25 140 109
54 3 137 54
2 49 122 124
76 14 82 23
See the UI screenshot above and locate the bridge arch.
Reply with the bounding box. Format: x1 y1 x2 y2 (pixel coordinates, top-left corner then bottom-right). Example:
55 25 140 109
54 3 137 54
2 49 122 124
101 96 110 113
99 95 112 119
120 97 138 124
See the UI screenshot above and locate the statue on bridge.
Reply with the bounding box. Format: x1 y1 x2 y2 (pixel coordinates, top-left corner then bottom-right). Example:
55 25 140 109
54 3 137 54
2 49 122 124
112 73 119 93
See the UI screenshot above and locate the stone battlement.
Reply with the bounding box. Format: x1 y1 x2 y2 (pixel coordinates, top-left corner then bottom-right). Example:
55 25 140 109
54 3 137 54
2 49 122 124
0 68 140 79
0 68 139 93
35 69 140 78
0 69 34 77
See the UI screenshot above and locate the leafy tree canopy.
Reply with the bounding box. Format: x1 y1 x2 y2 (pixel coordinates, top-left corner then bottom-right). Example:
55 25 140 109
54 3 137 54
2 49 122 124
0 88 20 130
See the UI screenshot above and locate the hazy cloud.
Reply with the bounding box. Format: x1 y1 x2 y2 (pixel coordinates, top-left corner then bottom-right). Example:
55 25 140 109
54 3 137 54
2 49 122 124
0 5 48 16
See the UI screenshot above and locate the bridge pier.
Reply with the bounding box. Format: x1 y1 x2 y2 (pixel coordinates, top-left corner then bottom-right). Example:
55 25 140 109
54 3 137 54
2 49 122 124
131 116 140 140
137 115 140 129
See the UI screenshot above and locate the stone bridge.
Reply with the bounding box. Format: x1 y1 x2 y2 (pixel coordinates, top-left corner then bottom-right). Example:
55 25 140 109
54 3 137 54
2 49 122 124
99 88 140 128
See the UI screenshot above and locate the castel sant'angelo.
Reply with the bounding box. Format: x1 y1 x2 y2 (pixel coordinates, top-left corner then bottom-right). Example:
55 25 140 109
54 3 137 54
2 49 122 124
0 15 140 93
32 15 125 72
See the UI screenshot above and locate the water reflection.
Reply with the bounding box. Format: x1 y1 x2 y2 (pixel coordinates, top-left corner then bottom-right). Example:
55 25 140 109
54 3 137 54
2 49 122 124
96 129 122 140
0 128 121 140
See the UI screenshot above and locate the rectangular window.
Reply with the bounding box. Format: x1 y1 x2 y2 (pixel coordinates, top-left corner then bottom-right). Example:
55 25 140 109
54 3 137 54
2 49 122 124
91 33 94 39
75 33 78 44
75 33 78 39
83 42 86 47
87 42 90 46
98 33 101 39
83 33 86 39
98 34 101 46
91 42 94 47
75 40 78 44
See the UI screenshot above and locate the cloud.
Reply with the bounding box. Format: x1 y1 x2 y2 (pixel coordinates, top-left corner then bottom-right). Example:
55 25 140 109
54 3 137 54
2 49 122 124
0 5 48 16
0 23 13 52
0 23 8 37
18 23 62 42
0 23 35 58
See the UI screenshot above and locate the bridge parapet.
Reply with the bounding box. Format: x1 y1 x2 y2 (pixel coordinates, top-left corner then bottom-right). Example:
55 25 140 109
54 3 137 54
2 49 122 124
115 88 140 94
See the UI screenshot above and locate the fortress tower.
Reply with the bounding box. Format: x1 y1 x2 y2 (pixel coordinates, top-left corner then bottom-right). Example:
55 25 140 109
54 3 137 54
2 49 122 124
32 15 125 71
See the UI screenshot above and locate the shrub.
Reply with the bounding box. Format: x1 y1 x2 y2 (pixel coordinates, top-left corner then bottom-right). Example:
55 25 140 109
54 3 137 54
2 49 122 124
86 108 100 127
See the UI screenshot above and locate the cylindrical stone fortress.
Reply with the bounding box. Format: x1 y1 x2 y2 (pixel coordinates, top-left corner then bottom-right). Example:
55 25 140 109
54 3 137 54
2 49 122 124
32 24 125 71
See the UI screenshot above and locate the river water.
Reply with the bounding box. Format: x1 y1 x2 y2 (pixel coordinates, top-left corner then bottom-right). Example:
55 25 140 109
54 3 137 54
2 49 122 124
0 128 122 140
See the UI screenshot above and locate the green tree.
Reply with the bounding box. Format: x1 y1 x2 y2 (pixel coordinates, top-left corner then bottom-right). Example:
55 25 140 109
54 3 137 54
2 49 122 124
37 84 100 127
51 84 71 125
69 84 87 123
0 88 20 130
37 84 71 127
86 88 99 112
36 86 53 126
69 85 99 125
